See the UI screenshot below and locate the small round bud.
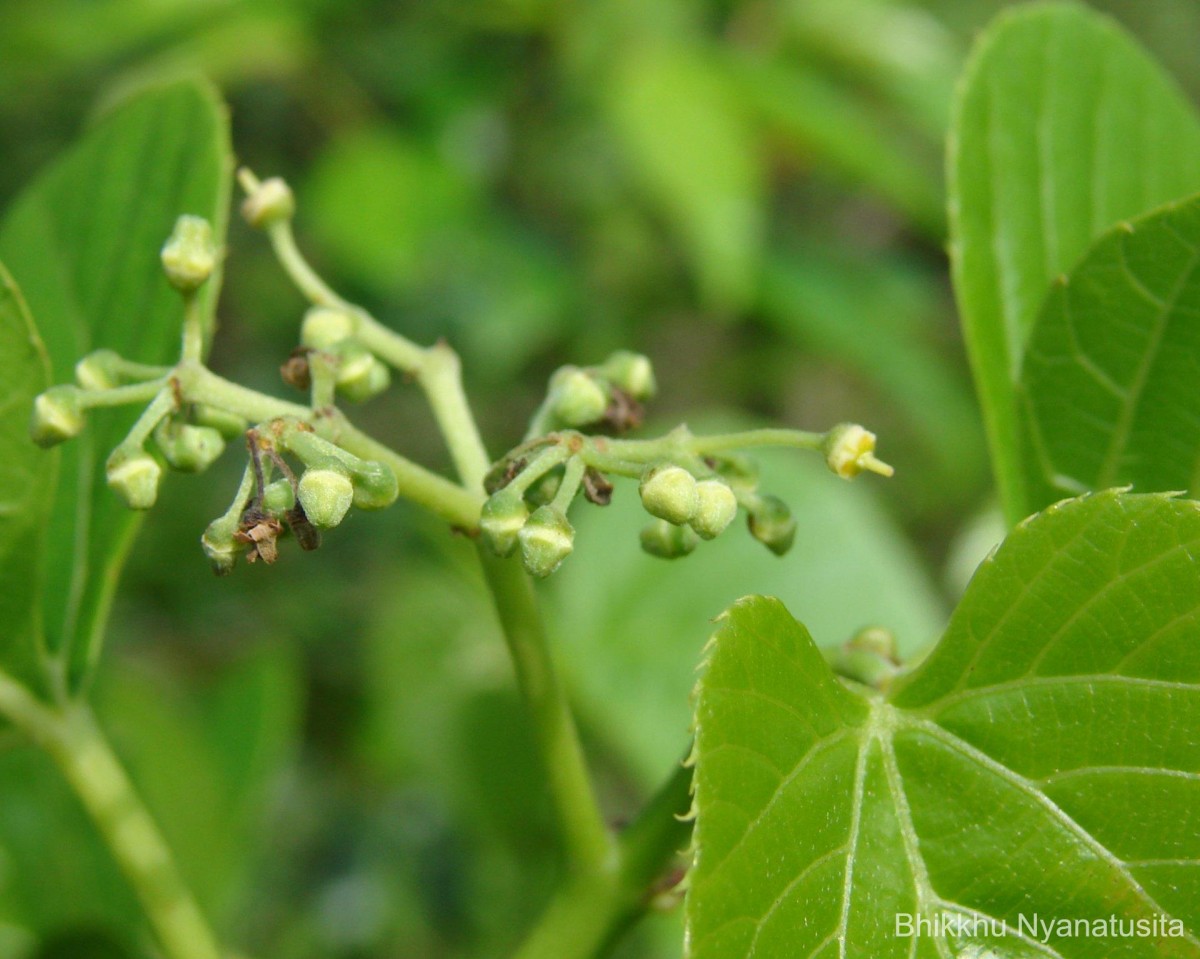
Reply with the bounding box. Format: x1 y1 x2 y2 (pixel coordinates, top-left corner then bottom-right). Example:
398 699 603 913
335 344 391 403
526 468 562 507
747 495 796 556
689 480 738 540
241 177 295 229
639 465 698 525
480 489 530 557
823 423 894 479
639 519 699 559
160 215 217 293
601 351 656 401
201 520 240 576
519 505 574 578
262 479 296 515
547 367 608 427
351 460 399 510
297 468 354 528
300 307 356 350
30 386 85 448
155 421 225 473
192 405 249 439
74 351 119 390
106 447 163 510
847 626 898 663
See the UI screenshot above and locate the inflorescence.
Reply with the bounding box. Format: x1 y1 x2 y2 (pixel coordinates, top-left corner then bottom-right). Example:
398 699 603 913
29 171 894 579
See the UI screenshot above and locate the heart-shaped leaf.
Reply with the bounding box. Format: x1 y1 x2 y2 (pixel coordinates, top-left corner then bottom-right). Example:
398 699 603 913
0 79 231 693
948 2 1200 523
1019 194 1200 508
687 490 1200 957
0 264 54 695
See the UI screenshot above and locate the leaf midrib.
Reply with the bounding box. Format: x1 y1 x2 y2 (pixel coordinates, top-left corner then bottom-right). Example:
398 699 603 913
861 698 1200 953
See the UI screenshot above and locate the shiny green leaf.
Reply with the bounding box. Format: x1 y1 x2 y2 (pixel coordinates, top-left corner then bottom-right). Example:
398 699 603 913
948 3 1200 523
0 79 231 692
1020 194 1200 506
688 491 1200 957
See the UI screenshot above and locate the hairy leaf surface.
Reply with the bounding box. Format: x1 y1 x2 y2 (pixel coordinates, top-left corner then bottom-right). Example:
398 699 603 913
0 79 230 692
688 491 1200 958
1020 195 1200 507
948 2 1200 523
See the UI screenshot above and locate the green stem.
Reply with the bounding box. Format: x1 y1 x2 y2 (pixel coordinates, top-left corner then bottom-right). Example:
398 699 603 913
514 757 694 959
0 674 222 959
408 340 610 875
180 292 204 363
416 342 492 491
121 388 177 448
78 377 170 409
477 550 613 875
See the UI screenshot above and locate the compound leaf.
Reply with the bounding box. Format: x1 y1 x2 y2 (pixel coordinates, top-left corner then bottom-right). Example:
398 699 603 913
948 2 1200 523
688 491 1200 957
0 79 231 693
1019 194 1200 507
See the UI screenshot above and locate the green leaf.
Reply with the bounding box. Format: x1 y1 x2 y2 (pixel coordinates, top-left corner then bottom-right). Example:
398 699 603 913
552 440 946 786
0 79 231 692
606 44 764 311
0 264 54 693
948 2 1200 524
1019 194 1200 507
688 491 1200 957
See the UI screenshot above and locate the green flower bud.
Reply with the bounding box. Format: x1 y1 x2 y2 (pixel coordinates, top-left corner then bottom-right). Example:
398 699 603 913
335 343 391 402
519 505 574 578
547 367 608 427
106 446 163 510
480 489 530 557
601 350 656 401
639 519 699 559
747 495 796 556
74 351 119 390
689 479 737 540
297 468 355 528
300 307 356 350
201 519 240 576
847 626 898 663
155 421 225 473
241 177 295 229
192 405 249 439
639 465 698 525
526 468 562 507
160 215 217 293
351 460 399 510
823 423 894 479
262 478 296 515
30 386 85 448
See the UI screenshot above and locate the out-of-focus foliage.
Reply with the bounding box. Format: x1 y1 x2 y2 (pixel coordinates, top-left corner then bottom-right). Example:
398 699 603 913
1 1 1198 957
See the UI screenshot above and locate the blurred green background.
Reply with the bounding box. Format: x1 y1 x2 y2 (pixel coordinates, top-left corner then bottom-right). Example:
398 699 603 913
1 1 1198 957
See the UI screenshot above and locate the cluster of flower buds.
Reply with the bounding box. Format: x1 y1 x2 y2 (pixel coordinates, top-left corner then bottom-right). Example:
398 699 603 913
476 405 894 577
201 421 398 574
282 306 390 403
528 351 657 437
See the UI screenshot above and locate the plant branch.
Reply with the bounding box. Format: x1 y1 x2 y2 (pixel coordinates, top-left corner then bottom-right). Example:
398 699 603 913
0 674 222 959
477 549 613 876
513 756 694 959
